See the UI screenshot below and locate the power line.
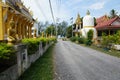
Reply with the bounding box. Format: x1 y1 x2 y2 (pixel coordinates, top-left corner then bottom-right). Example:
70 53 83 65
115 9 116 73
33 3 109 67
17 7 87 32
35 1 48 21
49 0 55 23
49 0 59 37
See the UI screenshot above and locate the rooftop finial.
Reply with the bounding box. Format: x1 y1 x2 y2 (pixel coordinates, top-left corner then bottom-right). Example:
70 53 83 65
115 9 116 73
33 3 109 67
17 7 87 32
75 13 81 24
78 13 80 17
86 10 90 15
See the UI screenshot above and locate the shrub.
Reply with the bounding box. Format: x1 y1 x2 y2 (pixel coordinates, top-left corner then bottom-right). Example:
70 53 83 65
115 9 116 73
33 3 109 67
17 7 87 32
101 31 120 48
38 38 47 47
85 39 92 46
0 43 15 59
22 37 57 55
87 29 93 40
77 37 86 44
0 43 16 72
85 29 94 46
70 37 77 42
22 38 40 55
50 37 57 43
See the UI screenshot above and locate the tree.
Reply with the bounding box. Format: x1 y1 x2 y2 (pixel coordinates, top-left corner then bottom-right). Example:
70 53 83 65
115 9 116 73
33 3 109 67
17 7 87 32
85 29 93 46
109 9 118 18
57 21 68 37
87 29 93 40
66 25 72 38
94 17 97 26
45 25 56 36
38 21 50 36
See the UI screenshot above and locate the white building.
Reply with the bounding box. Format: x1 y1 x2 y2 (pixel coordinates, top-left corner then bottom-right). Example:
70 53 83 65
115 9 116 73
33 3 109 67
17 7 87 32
81 10 97 39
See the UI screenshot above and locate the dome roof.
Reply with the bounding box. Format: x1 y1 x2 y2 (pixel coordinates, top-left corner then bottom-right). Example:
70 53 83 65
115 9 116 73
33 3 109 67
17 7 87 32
83 10 94 27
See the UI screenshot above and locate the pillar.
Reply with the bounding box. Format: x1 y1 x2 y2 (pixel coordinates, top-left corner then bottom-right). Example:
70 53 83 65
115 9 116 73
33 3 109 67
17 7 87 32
23 19 28 38
3 7 8 38
20 18 25 39
0 2 3 40
28 22 31 38
25 21 29 38
17 16 22 39
19 21 22 39
29 23 33 38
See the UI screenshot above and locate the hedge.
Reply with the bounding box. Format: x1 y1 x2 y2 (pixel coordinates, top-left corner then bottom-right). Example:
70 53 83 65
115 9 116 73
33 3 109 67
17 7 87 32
0 43 15 59
22 37 57 55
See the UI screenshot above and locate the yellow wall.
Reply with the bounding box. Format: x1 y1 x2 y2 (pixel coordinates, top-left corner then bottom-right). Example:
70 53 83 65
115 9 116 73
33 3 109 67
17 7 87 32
0 3 3 40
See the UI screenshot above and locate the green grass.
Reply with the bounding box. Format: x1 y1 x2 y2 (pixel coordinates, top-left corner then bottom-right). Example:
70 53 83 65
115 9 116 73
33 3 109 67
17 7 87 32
89 45 120 58
18 45 54 80
79 43 120 58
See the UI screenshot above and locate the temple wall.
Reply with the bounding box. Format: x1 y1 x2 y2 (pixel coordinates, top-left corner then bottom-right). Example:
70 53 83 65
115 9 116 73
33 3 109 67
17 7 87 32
0 0 34 41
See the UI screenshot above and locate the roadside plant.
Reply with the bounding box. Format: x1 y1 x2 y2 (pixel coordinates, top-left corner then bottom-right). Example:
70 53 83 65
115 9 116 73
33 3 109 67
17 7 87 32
0 43 15 59
85 29 93 46
22 37 57 55
101 31 120 48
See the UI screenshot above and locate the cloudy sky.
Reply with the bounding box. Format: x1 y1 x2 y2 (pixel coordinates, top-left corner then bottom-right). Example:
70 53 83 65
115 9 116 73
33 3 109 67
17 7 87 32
22 0 120 24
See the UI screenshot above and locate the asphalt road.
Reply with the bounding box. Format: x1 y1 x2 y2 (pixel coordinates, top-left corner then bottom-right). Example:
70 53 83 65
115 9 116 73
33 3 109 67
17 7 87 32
54 40 120 80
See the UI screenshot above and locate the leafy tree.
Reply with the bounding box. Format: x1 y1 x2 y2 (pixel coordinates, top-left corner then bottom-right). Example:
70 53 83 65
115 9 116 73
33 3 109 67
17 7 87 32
45 25 56 36
109 9 118 18
66 25 72 38
94 17 97 26
38 21 50 36
57 21 68 37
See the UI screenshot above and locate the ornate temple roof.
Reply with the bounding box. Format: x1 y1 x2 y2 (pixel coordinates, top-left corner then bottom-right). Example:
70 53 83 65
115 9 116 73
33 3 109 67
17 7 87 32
75 13 81 25
95 16 120 30
5 0 33 20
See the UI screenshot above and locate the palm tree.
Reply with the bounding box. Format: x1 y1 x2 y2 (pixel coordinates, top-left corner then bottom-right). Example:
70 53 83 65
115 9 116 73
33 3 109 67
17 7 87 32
110 9 118 18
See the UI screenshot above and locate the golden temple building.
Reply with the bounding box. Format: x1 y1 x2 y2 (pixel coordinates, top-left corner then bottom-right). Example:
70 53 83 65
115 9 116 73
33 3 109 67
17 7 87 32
73 13 82 37
0 0 34 42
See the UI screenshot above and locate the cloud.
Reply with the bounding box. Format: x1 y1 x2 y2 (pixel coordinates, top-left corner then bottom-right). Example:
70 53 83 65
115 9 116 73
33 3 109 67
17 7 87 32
65 0 83 7
89 2 105 10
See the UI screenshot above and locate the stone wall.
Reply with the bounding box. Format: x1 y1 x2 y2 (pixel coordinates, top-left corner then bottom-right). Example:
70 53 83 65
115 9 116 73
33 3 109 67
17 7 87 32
0 42 53 80
0 65 18 80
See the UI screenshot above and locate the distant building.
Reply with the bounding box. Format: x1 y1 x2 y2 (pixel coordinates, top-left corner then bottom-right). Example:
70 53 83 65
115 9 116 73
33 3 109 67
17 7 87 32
74 10 97 39
95 15 120 43
81 10 97 39
73 13 82 37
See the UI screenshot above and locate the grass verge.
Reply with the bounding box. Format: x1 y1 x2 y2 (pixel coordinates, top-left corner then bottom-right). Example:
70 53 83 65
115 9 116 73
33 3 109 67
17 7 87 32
18 45 54 80
79 43 120 58
89 45 120 58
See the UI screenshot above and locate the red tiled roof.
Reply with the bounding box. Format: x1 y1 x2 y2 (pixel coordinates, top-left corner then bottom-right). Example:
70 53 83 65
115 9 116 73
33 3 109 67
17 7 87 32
95 16 120 30
96 15 109 24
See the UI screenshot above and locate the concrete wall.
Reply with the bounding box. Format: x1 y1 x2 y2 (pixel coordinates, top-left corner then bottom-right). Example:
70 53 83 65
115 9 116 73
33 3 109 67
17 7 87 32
0 65 18 80
0 42 53 80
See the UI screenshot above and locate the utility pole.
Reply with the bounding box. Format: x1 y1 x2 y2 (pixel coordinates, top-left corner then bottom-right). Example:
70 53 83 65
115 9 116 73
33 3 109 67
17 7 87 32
70 17 73 37
56 17 59 38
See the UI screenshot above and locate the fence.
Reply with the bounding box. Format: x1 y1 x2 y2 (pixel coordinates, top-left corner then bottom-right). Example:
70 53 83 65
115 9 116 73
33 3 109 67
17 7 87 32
0 42 53 80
